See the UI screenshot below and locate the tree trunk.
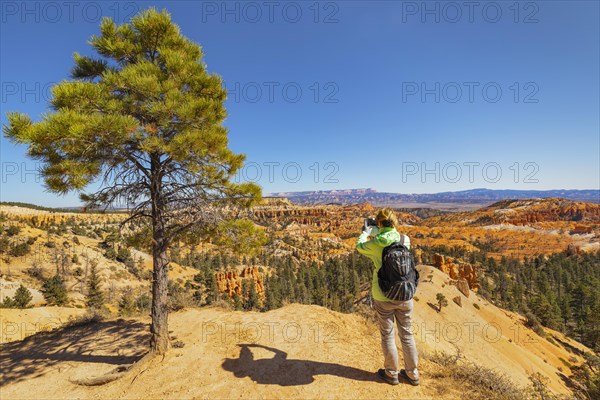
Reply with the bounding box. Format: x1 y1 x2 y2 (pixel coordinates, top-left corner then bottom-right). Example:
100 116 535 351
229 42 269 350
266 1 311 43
150 227 169 353
150 157 170 354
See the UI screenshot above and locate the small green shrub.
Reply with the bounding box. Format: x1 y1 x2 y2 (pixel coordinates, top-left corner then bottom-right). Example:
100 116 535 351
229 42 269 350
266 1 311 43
13 285 33 308
6 225 21 236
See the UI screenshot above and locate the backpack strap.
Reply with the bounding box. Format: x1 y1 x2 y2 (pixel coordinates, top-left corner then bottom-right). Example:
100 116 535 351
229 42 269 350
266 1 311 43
398 234 410 250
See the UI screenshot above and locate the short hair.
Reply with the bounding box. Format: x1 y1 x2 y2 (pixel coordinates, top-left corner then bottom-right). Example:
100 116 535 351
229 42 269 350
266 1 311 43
375 208 398 229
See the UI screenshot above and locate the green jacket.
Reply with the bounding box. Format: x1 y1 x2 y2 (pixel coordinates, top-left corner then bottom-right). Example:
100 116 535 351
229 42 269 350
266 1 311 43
356 227 407 302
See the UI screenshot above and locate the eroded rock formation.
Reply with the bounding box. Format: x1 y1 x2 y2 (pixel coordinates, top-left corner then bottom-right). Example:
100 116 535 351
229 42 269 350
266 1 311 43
433 254 479 292
215 266 264 298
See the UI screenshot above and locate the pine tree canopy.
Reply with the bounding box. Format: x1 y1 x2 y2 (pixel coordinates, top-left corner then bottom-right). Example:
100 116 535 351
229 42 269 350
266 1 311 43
3 8 261 240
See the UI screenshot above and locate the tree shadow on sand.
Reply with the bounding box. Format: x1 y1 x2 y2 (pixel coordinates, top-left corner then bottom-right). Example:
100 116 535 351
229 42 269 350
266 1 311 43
222 343 380 386
0 319 149 387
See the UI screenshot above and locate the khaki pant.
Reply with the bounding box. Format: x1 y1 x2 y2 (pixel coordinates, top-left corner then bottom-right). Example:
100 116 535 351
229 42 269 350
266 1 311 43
373 298 419 380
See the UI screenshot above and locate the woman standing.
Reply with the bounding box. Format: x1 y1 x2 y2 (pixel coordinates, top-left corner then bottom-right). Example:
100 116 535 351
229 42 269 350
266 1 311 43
355 208 420 386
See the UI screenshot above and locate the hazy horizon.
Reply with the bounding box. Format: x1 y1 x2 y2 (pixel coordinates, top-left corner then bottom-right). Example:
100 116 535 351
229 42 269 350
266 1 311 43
1 187 598 209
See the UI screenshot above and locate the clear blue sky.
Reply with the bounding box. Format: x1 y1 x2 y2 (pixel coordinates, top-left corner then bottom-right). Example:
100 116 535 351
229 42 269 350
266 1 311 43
1 1 599 206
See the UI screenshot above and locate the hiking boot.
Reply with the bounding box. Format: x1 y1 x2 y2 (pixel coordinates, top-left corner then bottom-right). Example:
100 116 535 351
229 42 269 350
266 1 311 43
377 369 399 385
399 369 420 386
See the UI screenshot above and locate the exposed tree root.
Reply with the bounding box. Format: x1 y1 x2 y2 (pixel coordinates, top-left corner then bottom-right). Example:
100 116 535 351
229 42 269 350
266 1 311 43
69 351 162 386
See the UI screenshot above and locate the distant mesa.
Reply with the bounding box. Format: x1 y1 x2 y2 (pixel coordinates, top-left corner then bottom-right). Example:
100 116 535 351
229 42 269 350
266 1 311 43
260 196 292 206
266 188 600 208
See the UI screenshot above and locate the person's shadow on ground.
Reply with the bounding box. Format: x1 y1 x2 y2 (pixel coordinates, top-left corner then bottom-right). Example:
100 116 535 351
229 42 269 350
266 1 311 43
221 343 380 386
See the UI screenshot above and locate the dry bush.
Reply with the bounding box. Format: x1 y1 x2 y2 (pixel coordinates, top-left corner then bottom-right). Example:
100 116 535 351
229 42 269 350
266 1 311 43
461 363 524 400
167 280 198 311
210 298 232 311
25 262 45 280
424 349 525 400
354 303 378 325
64 308 107 329
528 372 566 400
426 348 463 367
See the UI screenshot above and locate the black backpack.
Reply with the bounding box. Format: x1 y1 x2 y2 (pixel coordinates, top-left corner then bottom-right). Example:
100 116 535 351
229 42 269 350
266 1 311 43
377 242 420 301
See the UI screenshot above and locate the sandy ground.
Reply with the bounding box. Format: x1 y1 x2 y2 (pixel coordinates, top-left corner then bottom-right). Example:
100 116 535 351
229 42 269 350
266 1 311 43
1 307 87 343
0 266 591 399
0 304 457 400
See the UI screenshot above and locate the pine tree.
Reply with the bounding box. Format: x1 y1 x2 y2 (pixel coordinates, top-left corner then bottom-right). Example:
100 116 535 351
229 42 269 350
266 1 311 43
436 293 448 312
86 261 105 309
232 293 243 311
212 253 223 271
13 285 33 308
204 273 218 305
135 292 152 313
41 275 68 306
3 8 261 355
1 294 16 308
119 287 137 315
214 219 267 256
264 275 282 310
240 279 259 311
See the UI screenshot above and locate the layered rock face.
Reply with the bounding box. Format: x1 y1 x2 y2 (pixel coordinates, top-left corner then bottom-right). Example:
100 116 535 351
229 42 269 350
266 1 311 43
570 225 593 234
215 266 264 298
432 253 479 292
253 206 329 223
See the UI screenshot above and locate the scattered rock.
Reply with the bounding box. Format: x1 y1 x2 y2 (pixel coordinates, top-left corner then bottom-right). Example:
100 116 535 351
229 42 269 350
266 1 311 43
456 278 470 298
453 296 462 307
